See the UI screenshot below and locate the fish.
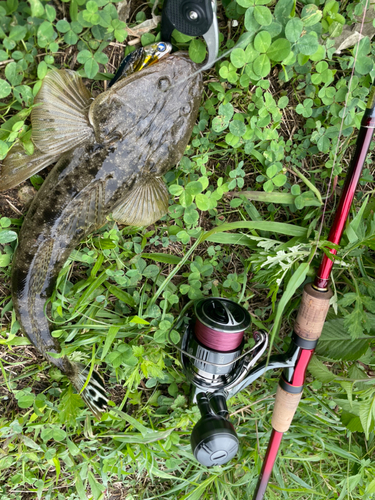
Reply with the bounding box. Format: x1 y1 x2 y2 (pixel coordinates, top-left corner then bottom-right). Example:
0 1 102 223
5 52 203 418
108 41 172 88
0 42 172 191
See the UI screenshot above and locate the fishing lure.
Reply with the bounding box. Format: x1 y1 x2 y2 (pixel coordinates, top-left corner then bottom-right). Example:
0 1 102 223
108 42 172 88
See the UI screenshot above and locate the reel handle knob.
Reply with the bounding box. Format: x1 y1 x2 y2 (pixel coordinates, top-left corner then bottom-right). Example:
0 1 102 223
191 393 239 467
161 0 213 40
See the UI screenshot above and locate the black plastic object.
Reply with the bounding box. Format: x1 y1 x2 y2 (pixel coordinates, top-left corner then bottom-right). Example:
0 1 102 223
191 393 239 466
195 298 251 333
161 0 213 40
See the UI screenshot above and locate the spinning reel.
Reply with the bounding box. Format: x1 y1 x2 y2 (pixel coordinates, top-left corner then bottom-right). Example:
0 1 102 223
169 297 305 467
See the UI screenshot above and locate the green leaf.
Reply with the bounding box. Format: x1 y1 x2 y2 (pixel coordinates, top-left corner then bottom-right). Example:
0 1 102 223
254 31 271 53
355 56 373 76
272 173 287 187
101 326 120 360
37 61 48 80
141 253 182 265
271 263 309 341
169 184 184 196
189 38 206 64
253 53 270 77
0 230 17 244
58 386 84 425
84 58 99 79
341 411 364 433
104 282 136 308
143 264 160 278
29 0 44 17
186 181 203 195
56 19 71 33
297 34 319 56
266 39 291 61
86 0 98 12
274 0 294 21
77 50 92 64
0 80 11 98
359 396 375 440
315 319 370 360
278 96 289 108
308 355 336 383
94 51 108 64
15 389 35 408
88 472 106 500
0 140 8 159
230 48 246 68
195 193 211 211
204 221 307 240
254 6 272 26
106 344 137 368
37 21 57 48
64 30 79 45
244 7 260 32
301 4 322 26
235 191 295 204
5 62 23 86
45 4 56 22
229 120 246 137
285 17 303 43
219 102 234 121
9 25 27 41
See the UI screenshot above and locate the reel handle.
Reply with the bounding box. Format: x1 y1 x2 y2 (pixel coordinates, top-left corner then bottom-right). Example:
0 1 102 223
191 392 239 467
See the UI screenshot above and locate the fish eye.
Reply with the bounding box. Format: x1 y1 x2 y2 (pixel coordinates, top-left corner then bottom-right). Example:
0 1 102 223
181 103 191 115
158 77 170 91
157 43 166 52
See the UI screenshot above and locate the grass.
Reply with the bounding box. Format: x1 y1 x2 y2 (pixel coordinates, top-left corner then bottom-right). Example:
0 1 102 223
1 0 375 498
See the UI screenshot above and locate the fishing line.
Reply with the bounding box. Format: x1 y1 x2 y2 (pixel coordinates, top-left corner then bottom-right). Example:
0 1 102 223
309 0 370 266
195 320 244 351
165 39 250 92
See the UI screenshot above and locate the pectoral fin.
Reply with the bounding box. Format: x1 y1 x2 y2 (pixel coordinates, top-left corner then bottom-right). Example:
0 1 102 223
112 177 169 226
31 69 93 155
0 144 60 191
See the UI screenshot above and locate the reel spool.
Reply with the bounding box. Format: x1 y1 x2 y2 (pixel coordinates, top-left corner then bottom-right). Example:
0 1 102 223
181 298 251 390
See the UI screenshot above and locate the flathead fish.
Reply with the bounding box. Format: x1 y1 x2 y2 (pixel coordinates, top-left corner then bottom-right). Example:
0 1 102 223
3 53 203 417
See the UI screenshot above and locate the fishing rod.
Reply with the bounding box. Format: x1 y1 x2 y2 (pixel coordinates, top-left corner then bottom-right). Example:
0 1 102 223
166 83 375 492
252 85 375 499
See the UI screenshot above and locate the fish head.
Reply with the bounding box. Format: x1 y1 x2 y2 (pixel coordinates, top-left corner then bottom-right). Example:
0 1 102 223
89 52 203 175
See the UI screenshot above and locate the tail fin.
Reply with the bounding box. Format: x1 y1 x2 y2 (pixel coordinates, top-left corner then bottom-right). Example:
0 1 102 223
71 364 108 419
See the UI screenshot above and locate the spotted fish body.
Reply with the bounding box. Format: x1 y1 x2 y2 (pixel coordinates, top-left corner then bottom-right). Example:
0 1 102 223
6 53 203 417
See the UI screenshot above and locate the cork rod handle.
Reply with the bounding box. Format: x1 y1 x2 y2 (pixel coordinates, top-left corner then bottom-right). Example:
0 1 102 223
272 284 332 433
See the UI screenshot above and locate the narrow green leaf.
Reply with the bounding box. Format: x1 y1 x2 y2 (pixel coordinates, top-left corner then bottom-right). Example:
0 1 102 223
73 266 114 312
104 281 136 308
359 396 375 439
204 221 307 239
101 325 120 360
234 191 295 204
270 263 309 342
141 253 182 265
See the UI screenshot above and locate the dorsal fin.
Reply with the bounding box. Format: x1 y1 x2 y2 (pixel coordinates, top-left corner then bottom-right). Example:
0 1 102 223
31 69 94 155
112 177 169 226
